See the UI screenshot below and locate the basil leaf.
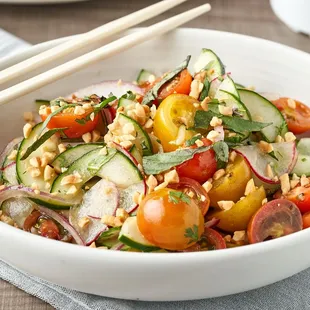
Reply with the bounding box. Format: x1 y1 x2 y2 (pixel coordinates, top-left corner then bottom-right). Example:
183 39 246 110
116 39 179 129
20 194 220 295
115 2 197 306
194 110 272 134
21 127 67 160
213 141 229 169
143 146 210 175
142 56 191 105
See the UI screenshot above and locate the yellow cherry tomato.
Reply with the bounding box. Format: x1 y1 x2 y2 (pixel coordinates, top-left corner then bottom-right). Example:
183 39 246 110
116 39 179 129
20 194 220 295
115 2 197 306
137 188 204 251
209 186 266 232
208 155 252 208
153 94 199 152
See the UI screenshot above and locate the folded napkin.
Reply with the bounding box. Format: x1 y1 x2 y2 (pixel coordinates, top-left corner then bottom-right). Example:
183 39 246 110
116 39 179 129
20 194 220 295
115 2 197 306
1 30 310 310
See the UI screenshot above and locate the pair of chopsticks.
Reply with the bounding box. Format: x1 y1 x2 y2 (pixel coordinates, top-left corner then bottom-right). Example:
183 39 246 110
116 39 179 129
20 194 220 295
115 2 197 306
0 0 211 105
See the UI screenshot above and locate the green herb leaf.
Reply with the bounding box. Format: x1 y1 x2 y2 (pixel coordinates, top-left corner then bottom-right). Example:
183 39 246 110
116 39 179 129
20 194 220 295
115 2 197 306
142 56 191 105
268 151 278 161
168 190 191 205
21 127 67 160
185 134 203 147
213 141 229 169
184 224 199 244
194 110 272 134
142 146 210 175
35 99 50 105
121 91 136 101
199 77 210 101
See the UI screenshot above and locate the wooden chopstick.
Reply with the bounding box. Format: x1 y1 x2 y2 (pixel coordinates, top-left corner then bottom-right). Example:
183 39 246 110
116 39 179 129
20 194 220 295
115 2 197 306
0 3 211 105
0 0 188 85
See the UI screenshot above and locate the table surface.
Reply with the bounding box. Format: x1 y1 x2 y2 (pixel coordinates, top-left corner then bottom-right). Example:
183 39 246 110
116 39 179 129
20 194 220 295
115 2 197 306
0 0 309 309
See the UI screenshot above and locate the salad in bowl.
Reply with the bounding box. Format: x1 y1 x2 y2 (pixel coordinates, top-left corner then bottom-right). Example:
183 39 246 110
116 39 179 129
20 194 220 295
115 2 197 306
1 48 309 253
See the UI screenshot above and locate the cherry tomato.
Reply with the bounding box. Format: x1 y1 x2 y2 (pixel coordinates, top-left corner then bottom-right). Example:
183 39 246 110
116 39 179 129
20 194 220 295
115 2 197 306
41 106 99 138
283 185 310 214
302 212 310 229
137 188 204 251
272 97 310 134
23 211 41 231
209 186 266 232
176 139 217 184
153 94 199 152
38 219 60 240
247 199 302 244
169 177 210 216
208 155 252 208
183 228 226 251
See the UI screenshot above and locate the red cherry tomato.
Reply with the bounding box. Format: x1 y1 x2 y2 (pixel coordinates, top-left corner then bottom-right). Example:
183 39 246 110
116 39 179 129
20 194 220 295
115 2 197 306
247 199 302 244
176 138 217 183
302 212 310 229
23 211 41 231
272 97 310 134
283 186 310 214
38 219 60 240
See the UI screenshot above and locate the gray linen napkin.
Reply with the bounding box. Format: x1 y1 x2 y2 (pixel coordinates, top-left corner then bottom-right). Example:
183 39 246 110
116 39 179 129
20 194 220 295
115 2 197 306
1 30 310 310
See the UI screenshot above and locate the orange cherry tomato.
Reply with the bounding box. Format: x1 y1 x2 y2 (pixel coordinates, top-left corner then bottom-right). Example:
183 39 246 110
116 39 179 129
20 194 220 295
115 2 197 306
176 138 217 184
40 106 99 139
302 212 310 229
38 219 60 240
137 188 204 251
247 199 302 244
272 97 310 134
283 186 310 214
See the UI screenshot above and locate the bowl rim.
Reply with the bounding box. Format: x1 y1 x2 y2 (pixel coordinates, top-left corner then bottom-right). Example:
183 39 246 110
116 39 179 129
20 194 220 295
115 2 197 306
1 27 310 263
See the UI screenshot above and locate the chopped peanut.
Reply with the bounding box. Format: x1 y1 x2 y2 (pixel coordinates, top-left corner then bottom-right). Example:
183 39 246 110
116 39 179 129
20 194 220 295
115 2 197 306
189 80 204 99
123 123 136 135
7 150 17 161
287 98 296 109
229 151 237 163
164 170 179 184
201 97 211 111
144 119 154 129
0 214 14 226
101 215 122 227
261 198 268 205
210 116 222 127
89 242 97 248
34 189 40 195
275 135 284 143
29 157 41 168
29 168 41 178
99 147 108 156
244 178 255 196
82 103 92 109
135 104 146 118
259 141 273 153
224 235 232 242
23 111 34 122
218 200 235 211
92 130 101 142
218 105 233 116
207 130 219 142
90 112 95 121
82 132 92 143
51 106 59 113
74 106 86 115
213 169 225 180
31 183 39 190
202 179 213 192
78 217 90 229
154 181 168 191
60 172 82 186
300 175 310 187
292 173 300 181
42 152 56 165
150 105 157 119
195 139 204 147
284 132 296 142
233 230 246 242
133 191 141 205
44 165 55 181
146 175 158 192
58 143 66 154
290 179 299 189
120 141 133 149
23 123 33 138
280 173 290 194
265 164 274 179
116 208 129 222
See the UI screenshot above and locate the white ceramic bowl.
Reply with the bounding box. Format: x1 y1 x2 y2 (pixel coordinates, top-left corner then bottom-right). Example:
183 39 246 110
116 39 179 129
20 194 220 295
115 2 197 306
1 28 310 301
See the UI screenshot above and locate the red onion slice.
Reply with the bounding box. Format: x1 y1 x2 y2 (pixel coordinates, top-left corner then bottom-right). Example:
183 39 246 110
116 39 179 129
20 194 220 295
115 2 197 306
0 137 22 166
204 217 220 228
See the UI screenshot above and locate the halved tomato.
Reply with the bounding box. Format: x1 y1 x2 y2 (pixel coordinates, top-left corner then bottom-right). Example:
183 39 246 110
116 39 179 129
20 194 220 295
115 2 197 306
302 212 310 229
272 97 310 134
247 199 302 244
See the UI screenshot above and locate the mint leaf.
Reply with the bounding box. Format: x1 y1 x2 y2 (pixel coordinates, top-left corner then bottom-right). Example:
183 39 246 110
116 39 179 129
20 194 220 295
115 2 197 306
213 141 229 169
199 77 210 101
168 190 191 205
142 56 191 105
142 146 211 175
185 134 203 147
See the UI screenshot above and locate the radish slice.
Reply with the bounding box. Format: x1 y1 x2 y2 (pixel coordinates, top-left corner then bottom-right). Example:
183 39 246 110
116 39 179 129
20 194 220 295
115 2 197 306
110 242 125 251
113 143 140 167
37 205 85 246
119 180 146 214
69 81 144 99
69 179 119 245
2 162 18 185
235 142 297 184
0 137 22 166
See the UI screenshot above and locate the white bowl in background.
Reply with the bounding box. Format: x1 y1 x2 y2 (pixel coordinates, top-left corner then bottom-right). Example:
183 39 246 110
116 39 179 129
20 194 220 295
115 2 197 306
0 28 310 301
271 0 310 35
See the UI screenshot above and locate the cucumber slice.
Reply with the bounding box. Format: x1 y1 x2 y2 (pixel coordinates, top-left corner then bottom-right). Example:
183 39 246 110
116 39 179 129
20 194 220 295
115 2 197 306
96 227 121 248
118 98 135 109
51 147 116 195
16 123 59 190
118 217 159 252
239 89 288 142
194 49 225 80
210 75 240 100
97 152 143 188
136 69 155 85
52 143 102 172
292 138 310 176
130 145 143 165
235 83 245 89
2 162 18 185
117 113 153 156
